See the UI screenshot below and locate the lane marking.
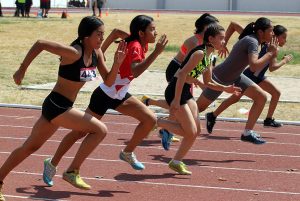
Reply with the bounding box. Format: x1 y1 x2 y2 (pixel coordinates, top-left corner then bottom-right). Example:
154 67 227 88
3 194 68 201
0 152 299 175
9 171 300 196
1 123 300 136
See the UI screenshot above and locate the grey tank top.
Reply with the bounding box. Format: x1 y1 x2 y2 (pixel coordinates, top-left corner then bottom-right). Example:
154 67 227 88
213 34 259 84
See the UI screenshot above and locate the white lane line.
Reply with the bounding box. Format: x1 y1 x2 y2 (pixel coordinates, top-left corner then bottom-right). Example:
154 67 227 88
3 194 68 201
1 123 300 136
1 136 300 157
1 126 300 146
0 152 299 175
9 171 300 196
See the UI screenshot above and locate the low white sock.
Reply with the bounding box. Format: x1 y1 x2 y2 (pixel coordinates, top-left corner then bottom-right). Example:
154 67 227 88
172 160 181 165
243 129 251 136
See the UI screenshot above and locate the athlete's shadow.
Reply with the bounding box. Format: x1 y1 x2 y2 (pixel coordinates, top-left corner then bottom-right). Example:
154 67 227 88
114 172 184 182
202 134 239 141
16 185 130 199
202 134 276 140
149 154 254 166
149 154 201 166
120 139 161 147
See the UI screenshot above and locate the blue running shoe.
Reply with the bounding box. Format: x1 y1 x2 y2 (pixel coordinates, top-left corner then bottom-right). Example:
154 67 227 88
160 129 173 150
119 150 145 170
43 158 57 187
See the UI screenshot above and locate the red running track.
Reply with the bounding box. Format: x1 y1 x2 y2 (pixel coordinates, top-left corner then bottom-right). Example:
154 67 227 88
0 107 299 201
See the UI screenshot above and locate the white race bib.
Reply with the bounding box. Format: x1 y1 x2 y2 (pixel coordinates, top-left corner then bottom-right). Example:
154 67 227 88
80 67 97 82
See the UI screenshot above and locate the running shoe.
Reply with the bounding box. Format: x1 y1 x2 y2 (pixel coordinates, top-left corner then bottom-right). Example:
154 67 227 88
119 150 145 170
160 129 174 150
63 170 91 190
241 130 266 144
158 129 180 142
206 112 216 134
263 118 282 127
168 160 192 175
141 95 150 106
43 158 56 187
0 183 5 201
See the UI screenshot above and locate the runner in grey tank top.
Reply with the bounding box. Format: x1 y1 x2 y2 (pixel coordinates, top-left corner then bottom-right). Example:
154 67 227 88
213 34 258 84
196 17 277 144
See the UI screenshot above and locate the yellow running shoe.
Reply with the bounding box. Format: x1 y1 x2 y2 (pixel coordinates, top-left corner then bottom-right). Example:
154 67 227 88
158 129 180 143
141 95 150 106
0 183 5 201
168 160 192 175
63 170 91 190
171 136 180 142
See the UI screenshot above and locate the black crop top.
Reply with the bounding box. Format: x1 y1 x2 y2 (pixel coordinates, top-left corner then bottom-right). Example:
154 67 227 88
58 44 98 82
180 44 211 78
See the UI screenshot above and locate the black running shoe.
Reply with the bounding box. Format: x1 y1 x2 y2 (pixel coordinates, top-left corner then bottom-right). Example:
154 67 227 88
206 112 216 134
264 118 282 127
241 131 266 144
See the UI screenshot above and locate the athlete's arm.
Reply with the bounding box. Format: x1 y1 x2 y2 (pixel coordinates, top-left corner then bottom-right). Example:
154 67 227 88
202 65 241 95
249 37 278 72
219 21 244 58
269 53 293 72
97 41 127 87
13 40 81 85
131 34 168 78
101 28 129 54
171 50 203 113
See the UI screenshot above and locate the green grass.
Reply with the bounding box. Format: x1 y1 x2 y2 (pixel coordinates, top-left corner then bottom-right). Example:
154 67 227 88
0 12 299 121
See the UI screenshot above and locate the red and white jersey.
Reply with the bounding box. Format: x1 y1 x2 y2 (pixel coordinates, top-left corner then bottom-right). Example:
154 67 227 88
100 40 148 100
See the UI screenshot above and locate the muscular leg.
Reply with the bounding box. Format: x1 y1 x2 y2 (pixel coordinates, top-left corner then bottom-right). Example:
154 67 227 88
51 108 106 171
213 94 242 117
0 116 58 181
116 96 156 152
243 85 267 130
258 79 281 118
196 93 214 113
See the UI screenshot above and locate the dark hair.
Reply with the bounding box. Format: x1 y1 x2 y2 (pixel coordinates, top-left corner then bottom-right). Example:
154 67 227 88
273 25 287 36
125 15 154 43
195 13 219 34
71 16 104 46
239 17 272 40
203 23 225 45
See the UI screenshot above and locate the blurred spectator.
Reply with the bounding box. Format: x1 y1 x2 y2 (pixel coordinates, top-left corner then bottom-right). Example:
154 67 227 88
15 0 25 17
0 1 3 17
25 0 32 17
92 0 106 17
68 0 85 7
40 0 51 18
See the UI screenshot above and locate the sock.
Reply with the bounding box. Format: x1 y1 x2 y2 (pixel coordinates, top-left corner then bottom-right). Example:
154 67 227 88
145 98 150 106
66 170 75 174
123 150 132 155
211 112 216 118
243 129 251 136
172 160 181 165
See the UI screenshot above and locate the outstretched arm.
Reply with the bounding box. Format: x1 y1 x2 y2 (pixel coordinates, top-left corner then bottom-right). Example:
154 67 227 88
13 40 80 85
219 21 244 58
269 53 293 72
202 65 241 95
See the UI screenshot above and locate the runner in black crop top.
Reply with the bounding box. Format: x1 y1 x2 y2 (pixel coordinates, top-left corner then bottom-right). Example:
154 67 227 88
58 44 98 82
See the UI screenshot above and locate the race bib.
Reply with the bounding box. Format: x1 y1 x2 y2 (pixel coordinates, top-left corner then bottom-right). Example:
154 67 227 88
80 67 97 82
